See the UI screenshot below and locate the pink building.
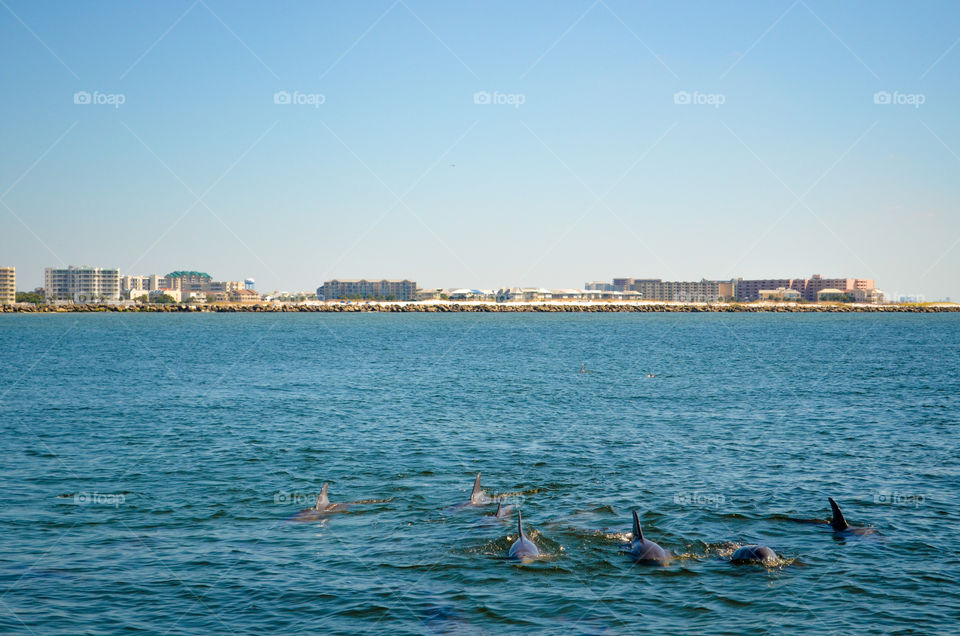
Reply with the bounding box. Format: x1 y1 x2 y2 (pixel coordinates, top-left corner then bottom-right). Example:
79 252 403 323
735 274 874 302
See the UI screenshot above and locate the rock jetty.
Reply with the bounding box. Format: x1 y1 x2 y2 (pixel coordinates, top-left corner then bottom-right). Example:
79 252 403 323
3 302 958 313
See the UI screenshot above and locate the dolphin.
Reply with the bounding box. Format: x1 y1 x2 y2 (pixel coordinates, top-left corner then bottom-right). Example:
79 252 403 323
829 497 876 536
508 510 540 561
443 473 497 515
312 483 345 513
624 511 672 565
478 498 515 528
469 473 495 506
291 483 350 521
730 544 778 565
493 498 514 519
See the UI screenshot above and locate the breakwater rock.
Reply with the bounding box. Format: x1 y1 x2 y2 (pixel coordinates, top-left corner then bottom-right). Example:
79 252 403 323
4 303 958 314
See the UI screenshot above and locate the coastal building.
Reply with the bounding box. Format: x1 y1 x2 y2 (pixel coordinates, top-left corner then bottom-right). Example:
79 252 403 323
229 289 260 303
758 287 802 302
851 288 885 303
447 289 495 301
584 281 614 291
148 289 182 302
165 271 212 292
319 279 418 301
496 288 553 302
120 275 164 292
121 271 244 296
610 278 734 302
416 288 443 301
817 288 848 302
495 288 643 302
0 267 14 304
603 274 876 302
45 266 120 302
164 271 243 293
734 274 875 302
204 280 244 293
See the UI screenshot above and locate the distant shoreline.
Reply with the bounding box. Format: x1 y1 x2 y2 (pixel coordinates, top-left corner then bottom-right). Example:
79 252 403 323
3 301 959 313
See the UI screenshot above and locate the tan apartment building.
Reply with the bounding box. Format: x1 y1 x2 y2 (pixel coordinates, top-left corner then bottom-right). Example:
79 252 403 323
45 266 120 302
120 275 165 293
612 278 735 302
229 289 260 303
319 279 418 301
0 267 15 304
121 272 244 297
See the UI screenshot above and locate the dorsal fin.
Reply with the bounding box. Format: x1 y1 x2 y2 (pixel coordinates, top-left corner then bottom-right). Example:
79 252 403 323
315 483 329 509
470 473 483 503
518 510 526 540
632 510 644 542
496 499 502 516
828 497 848 531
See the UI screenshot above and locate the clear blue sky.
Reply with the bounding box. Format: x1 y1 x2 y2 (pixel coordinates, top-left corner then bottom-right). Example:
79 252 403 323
2 1 958 298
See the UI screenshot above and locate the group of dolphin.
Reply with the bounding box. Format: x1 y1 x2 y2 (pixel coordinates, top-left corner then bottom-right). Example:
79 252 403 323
295 474 875 565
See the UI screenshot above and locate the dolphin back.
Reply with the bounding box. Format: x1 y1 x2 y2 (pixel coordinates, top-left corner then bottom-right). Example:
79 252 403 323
828 497 848 531
731 544 777 564
315 483 330 510
509 511 540 560
470 473 484 504
632 510 644 542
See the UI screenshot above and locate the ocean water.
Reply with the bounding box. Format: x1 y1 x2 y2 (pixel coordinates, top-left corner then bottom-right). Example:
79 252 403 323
1 312 958 634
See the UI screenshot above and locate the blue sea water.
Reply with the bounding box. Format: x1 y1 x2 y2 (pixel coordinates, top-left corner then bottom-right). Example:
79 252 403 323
0 312 958 634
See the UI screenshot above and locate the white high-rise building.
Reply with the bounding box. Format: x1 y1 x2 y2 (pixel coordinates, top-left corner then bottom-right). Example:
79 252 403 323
0 267 14 304
45 266 120 302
